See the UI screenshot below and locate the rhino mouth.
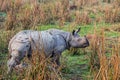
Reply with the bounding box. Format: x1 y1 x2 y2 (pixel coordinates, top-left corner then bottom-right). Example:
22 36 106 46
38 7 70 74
81 38 89 48
82 43 89 48
74 43 89 48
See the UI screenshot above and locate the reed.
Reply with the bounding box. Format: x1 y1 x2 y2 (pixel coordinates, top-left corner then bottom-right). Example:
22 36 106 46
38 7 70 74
88 28 120 80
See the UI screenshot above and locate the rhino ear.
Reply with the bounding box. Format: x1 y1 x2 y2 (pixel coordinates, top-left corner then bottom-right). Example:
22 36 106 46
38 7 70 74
76 28 81 33
72 30 75 35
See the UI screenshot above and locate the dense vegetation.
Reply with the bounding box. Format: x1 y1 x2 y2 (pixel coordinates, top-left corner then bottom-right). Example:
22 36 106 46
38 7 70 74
0 0 120 80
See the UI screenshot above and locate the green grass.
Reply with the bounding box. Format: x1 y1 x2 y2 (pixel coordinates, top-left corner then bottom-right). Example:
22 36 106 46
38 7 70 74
61 51 91 80
38 22 119 37
0 21 119 80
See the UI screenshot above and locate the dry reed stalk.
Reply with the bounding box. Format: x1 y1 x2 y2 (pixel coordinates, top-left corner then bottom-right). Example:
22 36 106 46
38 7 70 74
90 28 120 80
75 11 91 25
104 5 120 23
110 42 120 80
24 50 63 80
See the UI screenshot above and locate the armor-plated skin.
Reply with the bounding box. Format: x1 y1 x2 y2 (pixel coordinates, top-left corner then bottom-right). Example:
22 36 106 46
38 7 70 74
7 28 89 73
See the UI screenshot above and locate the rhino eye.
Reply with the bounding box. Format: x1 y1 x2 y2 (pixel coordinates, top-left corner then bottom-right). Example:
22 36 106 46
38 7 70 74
77 38 81 41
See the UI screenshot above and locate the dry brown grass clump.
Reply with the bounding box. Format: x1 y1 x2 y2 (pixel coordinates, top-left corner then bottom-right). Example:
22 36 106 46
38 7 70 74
75 11 92 25
69 0 99 12
24 50 63 80
3 0 71 30
2 0 120 30
113 0 120 7
0 30 17 52
4 0 39 30
104 6 120 23
88 28 120 80
1 50 63 80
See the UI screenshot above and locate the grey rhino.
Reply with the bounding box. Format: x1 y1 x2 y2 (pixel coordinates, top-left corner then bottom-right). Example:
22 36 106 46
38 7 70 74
7 28 89 73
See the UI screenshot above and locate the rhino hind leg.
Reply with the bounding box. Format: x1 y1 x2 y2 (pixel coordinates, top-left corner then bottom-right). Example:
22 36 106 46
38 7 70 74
7 54 20 74
7 50 29 74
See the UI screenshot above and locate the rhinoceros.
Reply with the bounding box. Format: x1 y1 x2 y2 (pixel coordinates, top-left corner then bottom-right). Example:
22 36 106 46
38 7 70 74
7 28 89 73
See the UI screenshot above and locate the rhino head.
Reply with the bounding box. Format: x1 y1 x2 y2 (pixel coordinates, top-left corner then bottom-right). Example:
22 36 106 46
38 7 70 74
68 28 89 48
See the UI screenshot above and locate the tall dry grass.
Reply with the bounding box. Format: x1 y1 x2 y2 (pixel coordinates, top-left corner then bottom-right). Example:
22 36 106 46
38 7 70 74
104 6 120 23
3 0 72 30
2 0 106 30
4 0 38 30
88 28 120 80
75 11 92 25
71 0 99 9
22 50 63 80
1 0 119 31
1 51 64 80
3 0 120 31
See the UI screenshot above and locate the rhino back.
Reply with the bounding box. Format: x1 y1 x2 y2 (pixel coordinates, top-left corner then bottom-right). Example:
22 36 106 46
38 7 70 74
9 30 55 57
30 31 55 56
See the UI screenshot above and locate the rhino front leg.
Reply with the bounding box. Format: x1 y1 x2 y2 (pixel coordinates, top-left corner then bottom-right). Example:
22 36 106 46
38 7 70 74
55 55 60 66
52 53 61 66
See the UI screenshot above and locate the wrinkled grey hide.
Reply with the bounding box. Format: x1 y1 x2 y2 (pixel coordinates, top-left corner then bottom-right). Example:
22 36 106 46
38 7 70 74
7 28 89 73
